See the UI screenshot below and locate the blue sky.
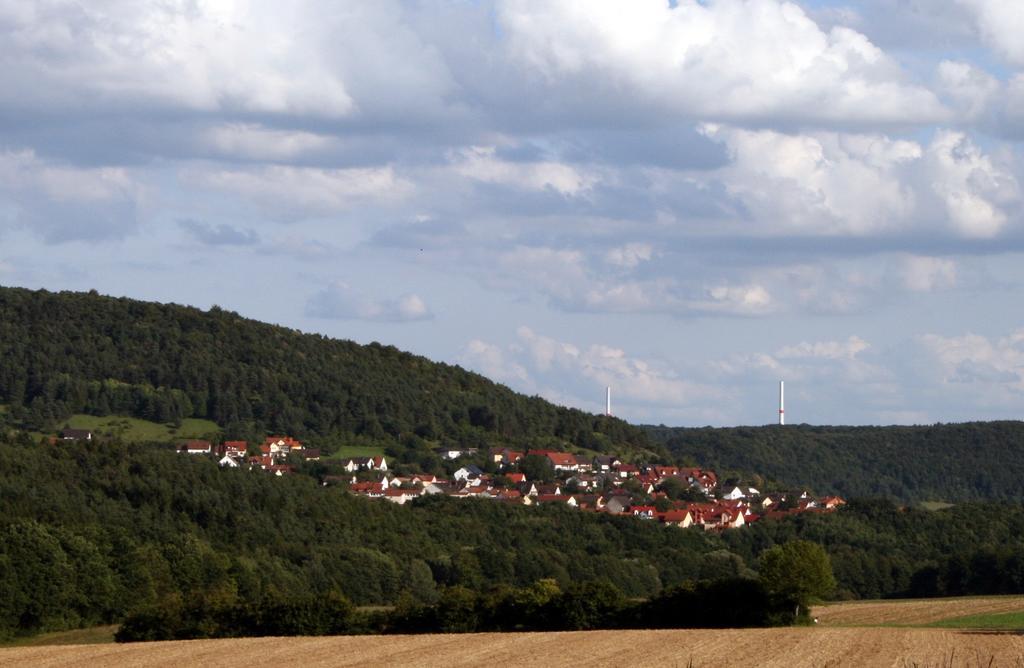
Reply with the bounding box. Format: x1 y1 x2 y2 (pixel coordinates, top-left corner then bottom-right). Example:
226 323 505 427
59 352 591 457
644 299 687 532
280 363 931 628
2 0 1024 427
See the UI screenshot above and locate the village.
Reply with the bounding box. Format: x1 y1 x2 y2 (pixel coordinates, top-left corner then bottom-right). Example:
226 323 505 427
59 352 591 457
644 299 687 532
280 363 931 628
162 432 847 531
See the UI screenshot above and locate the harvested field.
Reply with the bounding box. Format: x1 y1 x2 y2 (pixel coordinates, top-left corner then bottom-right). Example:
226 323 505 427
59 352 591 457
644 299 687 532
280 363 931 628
3 628 1024 668
816 596 1024 627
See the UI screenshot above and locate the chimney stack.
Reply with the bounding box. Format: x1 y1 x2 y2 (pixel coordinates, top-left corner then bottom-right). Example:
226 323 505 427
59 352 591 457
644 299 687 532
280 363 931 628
605 386 612 417
779 380 785 426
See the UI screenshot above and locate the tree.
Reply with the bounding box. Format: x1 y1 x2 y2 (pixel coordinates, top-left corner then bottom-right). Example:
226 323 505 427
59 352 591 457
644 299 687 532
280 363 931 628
758 540 835 619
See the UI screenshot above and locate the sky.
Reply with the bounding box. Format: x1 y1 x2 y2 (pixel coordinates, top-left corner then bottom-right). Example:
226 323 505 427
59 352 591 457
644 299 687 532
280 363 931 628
2 0 1024 427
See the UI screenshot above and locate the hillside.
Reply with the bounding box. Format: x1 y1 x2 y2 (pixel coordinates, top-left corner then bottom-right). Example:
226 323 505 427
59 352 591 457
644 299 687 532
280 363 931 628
646 422 1024 503
0 286 661 463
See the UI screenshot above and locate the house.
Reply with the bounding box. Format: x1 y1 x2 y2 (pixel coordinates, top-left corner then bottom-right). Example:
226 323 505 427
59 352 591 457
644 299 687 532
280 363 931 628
219 440 248 458
341 456 389 472
573 494 606 510
61 428 93 441
505 472 526 485
266 464 293 477
263 436 303 455
530 450 580 472
604 496 630 514
535 483 563 496
292 448 321 461
723 486 747 501
632 505 657 519
453 464 484 481
490 448 524 467
534 494 578 507
821 496 846 510
593 455 622 471
613 463 639 478
179 440 212 455
436 447 478 461
384 488 418 505
658 509 695 528
218 455 240 468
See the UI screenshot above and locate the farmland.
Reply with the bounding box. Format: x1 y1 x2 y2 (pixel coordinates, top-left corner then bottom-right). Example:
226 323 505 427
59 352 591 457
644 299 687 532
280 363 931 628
2 627 1024 668
815 595 1024 627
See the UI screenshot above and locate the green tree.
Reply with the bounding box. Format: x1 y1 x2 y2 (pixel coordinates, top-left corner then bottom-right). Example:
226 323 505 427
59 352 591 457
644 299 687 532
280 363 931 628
758 540 835 619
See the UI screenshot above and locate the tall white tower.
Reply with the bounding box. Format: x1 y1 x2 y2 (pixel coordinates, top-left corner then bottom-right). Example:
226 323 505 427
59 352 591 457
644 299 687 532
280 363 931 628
779 380 785 426
605 386 612 417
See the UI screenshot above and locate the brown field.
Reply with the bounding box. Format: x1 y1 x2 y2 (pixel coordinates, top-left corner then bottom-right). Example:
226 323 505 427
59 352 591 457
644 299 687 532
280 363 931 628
815 595 1024 627
3 627 1024 668
6 598 1024 668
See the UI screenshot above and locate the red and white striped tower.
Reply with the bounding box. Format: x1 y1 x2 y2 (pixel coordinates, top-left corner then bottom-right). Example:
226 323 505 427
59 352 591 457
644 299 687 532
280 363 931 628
779 380 785 426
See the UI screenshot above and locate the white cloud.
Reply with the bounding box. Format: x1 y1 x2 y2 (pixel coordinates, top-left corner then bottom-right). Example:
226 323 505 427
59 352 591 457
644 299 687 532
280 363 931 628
935 60 999 121
460 339 530 384
917 330 1024 391
464 326 725 413
306 282 433 322
777 336 871 360
701 125 921 235
0 149 144 241
901 256 958 292
926 130 1019 238
451 146 597 196
186 165 413 218
956 0 1024 66
202 124 334 162
0 1 355 117
605 242 654 269
498 0 947 125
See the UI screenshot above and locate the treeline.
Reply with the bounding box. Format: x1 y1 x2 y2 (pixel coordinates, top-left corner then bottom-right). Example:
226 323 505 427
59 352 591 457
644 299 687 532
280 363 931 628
725 498 1024 600
115 577 803 642
0 437 719 640
647 422 1024 502
0 286 659 459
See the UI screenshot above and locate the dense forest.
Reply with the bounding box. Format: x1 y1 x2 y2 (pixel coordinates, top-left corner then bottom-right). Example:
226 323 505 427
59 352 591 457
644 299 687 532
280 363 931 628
647 422 1024 502
0 286 659 461
4 436 1024 640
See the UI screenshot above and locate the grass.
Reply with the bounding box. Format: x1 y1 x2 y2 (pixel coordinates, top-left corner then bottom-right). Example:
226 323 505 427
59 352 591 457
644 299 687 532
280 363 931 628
928 610 1024 630
0 625 118 647
919 501 955 511
62 414 220 442
328 445 387 459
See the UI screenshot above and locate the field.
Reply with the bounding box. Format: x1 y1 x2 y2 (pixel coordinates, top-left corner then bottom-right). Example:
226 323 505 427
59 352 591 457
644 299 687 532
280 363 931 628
5 598 1024 667
61 414 221 442
815 596 1024 627
3 628 1024 668
327 445 386 459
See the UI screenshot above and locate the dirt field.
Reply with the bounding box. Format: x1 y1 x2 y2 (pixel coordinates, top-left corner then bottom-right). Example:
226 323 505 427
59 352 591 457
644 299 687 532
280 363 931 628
3 628 1024 668
815 596 1024 627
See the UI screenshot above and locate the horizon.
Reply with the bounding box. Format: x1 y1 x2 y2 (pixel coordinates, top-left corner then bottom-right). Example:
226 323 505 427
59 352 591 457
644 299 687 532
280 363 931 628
2 1 1024 426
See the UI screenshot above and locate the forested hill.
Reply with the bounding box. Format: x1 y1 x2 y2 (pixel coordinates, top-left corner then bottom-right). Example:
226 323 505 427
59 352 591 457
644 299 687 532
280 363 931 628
646 422 1024 503
0 285 656 458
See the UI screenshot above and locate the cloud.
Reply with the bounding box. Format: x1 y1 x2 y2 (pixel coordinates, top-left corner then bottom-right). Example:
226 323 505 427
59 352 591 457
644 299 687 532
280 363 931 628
451 146 597 196
184 165 413 219
201 124 335 162
900 256 957 292
926 131 1019 238
460 326 725 419
306 282 433 322
605 242 654 269
956 0 1024 66
777 336 871 360
0 1 355 117
179 220 259 247
498 0 947 126
0 149 143 242
701 125 921 235
917 330 1024 393
935 60 999 121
